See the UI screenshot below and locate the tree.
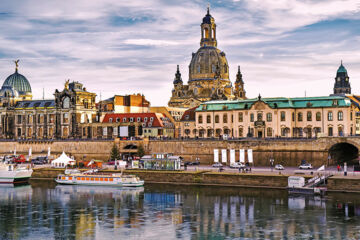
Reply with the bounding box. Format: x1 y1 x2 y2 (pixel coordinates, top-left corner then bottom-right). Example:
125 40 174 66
110 143 120 160
137 144 145 157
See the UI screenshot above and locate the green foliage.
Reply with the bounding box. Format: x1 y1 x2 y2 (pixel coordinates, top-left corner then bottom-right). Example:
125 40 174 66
110 144 120 160
137 144 145 157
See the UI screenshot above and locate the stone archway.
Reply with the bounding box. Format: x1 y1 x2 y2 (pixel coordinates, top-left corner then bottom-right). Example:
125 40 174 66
329 142 359 165
124 144 137 150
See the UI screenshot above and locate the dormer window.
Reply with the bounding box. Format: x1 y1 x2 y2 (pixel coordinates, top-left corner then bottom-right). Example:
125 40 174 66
130 117 134 122
109 118 113 123
150 117 154 122
333 100 338 106
123 117 127 122
137 117 141 122
116 117 120 122
144 117 148 122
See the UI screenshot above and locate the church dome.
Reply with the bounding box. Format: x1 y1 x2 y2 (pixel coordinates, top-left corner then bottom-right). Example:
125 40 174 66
188 46 229 82
2 67 31 95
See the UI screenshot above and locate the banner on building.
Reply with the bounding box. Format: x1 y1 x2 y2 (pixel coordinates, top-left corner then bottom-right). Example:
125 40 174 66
119 126 128 137
248 149 253 164
230 149 235 163
221 149 227 163
214 149 219 162
240 149 245 163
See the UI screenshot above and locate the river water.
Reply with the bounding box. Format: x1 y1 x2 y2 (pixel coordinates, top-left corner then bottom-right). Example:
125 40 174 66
0 181 359 240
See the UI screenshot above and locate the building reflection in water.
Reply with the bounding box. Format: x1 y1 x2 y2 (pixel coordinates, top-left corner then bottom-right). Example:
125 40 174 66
0 183 359 239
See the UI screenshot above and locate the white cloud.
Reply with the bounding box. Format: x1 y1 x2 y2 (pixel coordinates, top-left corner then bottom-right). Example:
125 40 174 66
0 0 359 106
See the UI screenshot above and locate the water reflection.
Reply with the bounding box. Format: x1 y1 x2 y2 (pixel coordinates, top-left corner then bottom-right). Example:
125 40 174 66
0 182 359 239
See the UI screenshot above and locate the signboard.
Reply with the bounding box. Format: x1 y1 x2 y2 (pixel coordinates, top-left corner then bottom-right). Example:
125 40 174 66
248 149 253 164
213 149 219 163
221 149 227 163
230 149 235 163
132 160 139 169
119 126 128 137
240 149 245 163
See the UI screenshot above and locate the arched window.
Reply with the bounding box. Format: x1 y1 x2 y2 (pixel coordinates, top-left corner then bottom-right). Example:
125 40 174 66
215 115 219 123
316 112 321 121
198 115 203 124
223 114 228 123
238 127 243 137
211 64 216 73
328 111 333 121
307 111 312 121
338 111 343 121
267 127 272 137
206 115 211 123
266 113 272 122
298 113 302 122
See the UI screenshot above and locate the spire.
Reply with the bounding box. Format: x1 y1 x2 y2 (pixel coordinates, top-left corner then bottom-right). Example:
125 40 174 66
207 3 210 15
173 65 183 85
236 65 243 83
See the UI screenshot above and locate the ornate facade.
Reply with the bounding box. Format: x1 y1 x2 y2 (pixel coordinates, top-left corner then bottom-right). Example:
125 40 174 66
168 8 246 109
0 61 97 139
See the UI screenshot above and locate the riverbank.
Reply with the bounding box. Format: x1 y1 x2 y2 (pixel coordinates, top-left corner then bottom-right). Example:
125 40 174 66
31 168 360 193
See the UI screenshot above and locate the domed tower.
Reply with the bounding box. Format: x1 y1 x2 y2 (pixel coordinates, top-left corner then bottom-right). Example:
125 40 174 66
234 66 246 99
0 60 32 107
168 8 235 108
333 61 351 96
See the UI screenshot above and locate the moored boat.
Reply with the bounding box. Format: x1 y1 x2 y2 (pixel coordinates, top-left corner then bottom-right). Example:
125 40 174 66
0 163 33 184
55 170 144 187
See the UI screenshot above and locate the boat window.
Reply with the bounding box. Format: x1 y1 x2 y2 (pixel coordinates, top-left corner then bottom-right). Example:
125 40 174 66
91 178 94 181
86 177 90 181
68 177 72 180
95 178 99 181
109 178 113 182
81 177 85 180
104 178 108 181
62 177 66 180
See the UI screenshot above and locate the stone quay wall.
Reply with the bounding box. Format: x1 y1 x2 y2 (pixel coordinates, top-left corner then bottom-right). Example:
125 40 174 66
32 168 360 193
1 137 359 166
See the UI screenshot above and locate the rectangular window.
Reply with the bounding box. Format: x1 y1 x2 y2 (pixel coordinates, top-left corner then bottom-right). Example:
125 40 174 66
307 112 312 121
292 112 295 122
298 113 303 122
280 112 285 121
239 128 243 137
250 113 254 122
328 112 333 121
238 112 243 122
328 127 333 136
17 115 22 124
266 113 272 122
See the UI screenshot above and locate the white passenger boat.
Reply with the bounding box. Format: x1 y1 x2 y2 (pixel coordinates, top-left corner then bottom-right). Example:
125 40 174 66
0 163 33 184
55 170 144 187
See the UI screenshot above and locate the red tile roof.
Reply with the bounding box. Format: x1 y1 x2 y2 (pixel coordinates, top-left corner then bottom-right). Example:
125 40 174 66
103 113 165 127
180 107 197 121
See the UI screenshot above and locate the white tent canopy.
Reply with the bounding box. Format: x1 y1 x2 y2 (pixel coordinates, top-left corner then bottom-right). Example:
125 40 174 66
51 152 76 168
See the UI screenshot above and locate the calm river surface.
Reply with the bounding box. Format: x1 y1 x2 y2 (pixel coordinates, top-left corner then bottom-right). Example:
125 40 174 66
0 181 359 240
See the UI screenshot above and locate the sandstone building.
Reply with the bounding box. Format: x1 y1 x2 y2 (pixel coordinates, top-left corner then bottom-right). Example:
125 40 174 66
168 8 246 109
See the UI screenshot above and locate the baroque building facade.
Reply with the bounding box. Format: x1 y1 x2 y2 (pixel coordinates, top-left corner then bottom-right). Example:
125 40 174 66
168 8 246 109
0 61 97 139
181 63 357 138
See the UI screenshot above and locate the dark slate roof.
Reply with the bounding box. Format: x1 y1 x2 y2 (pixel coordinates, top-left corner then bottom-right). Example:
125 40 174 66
15 99 55 109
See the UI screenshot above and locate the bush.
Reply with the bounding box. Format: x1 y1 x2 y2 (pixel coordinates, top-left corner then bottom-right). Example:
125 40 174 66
110 144 120 160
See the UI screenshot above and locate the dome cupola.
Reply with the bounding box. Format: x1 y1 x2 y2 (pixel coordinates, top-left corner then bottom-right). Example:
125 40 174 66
2 60 32 95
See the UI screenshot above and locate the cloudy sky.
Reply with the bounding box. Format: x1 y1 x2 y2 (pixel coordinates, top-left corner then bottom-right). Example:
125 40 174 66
0 0 359 106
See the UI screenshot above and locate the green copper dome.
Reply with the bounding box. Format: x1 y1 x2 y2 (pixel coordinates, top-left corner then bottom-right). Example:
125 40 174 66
2 69 32 94
337 62 347 73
